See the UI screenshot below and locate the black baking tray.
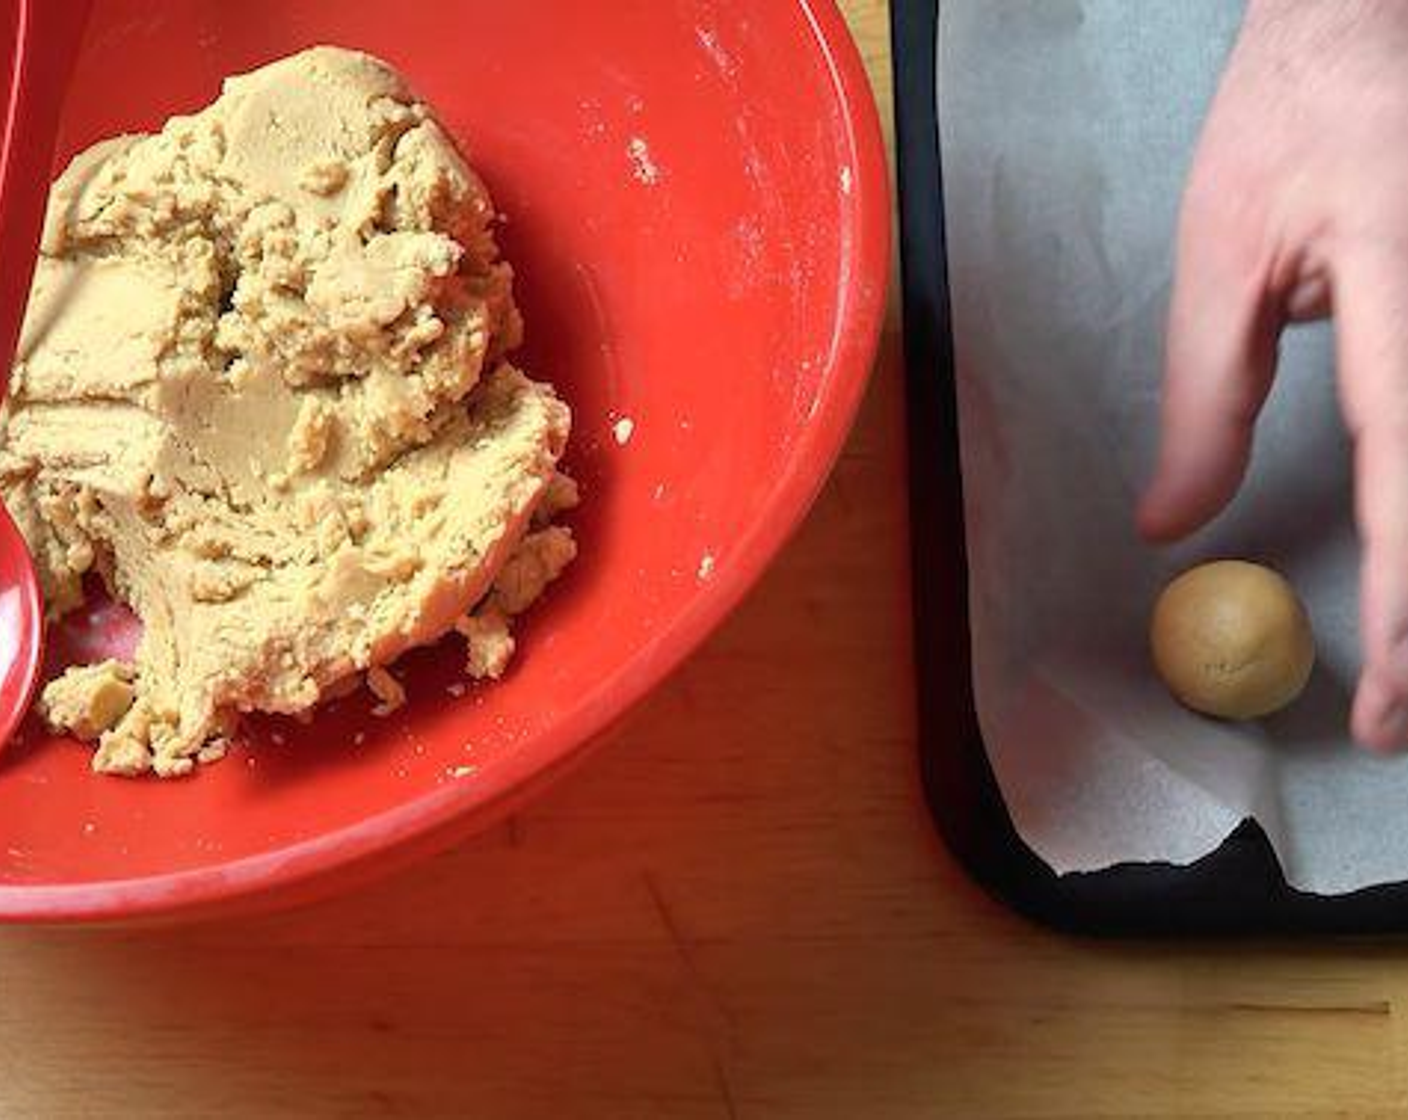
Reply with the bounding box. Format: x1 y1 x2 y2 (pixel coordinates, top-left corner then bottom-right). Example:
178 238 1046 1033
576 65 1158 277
891 0 1408 934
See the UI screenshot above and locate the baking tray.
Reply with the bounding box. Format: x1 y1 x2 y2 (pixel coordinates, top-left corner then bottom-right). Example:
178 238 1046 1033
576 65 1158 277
891 0 1408 934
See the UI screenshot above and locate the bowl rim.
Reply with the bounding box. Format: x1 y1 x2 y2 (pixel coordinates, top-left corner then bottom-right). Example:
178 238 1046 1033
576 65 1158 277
0 0 893 923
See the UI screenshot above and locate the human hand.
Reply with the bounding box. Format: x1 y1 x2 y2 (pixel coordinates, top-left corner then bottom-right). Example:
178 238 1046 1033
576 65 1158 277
1139 0 1408 749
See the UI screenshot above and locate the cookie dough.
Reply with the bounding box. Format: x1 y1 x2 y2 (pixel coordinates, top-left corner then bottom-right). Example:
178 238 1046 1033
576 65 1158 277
1150 560 1315 720
456 524 577 680
39 660 136 741
2 47 574 776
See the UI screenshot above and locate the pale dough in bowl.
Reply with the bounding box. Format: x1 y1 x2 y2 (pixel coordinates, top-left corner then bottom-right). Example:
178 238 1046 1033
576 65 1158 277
0 47 576 777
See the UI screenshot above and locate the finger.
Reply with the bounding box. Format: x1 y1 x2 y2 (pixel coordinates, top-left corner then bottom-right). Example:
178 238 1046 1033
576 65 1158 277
1138 191 1281 542
1353 672 1408 753
1335 244 1408 750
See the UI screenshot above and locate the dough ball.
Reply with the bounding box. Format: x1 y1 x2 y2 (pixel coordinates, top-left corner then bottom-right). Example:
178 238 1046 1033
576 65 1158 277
1150 560 1315 720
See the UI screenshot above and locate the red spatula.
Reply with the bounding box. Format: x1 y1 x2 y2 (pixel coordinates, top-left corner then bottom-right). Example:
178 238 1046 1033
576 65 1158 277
0 0 93 751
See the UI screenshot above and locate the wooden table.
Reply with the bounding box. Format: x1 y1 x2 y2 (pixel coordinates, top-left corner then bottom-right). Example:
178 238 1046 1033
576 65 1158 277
5 4 1404 1117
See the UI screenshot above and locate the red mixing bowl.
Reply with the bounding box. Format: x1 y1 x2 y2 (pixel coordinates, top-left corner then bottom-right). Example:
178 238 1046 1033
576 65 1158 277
0 0 889 922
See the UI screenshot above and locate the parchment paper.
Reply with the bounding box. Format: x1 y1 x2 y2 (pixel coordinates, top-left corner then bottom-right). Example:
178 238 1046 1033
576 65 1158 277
938 0 1408 894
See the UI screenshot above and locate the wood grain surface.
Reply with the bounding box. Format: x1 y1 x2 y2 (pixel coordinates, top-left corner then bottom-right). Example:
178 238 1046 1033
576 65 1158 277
2 4 1402 1117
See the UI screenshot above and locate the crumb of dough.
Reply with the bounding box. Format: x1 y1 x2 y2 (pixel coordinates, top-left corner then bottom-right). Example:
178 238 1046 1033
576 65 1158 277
2 47 572 776
455 525 576 680
299 158 350 196
488 527 578 616
40 660 136 741
196 739 229 764
94 699 158 777
533 472 580 526
367 666 406 717
456 609 515 681
286 397 335 475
